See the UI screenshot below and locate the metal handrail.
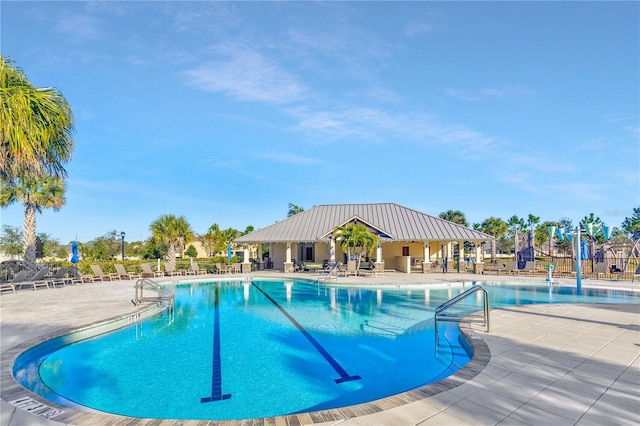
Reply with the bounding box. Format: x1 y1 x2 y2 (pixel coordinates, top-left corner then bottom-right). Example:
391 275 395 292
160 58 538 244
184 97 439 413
434 285 489 352
134 278 175 312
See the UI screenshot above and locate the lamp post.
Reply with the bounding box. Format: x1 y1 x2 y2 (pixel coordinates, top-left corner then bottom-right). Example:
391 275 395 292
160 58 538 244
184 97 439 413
549 221 610 293
120 231 126 261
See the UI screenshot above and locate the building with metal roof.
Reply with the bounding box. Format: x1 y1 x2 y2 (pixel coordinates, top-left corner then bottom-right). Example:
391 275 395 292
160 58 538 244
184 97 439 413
235 203 493 273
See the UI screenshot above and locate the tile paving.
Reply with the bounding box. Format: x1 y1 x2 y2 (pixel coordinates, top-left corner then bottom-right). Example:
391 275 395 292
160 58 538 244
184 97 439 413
0 271 638 425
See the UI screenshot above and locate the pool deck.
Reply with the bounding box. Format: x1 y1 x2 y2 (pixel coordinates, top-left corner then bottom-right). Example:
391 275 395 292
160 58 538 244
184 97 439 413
1 271 638 426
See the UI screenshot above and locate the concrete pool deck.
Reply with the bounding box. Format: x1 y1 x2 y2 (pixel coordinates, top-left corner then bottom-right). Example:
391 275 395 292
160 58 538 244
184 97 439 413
0 272 638 425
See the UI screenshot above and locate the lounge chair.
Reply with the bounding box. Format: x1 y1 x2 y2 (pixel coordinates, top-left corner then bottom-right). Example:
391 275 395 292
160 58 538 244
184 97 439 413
164 262 183 276
215 263 230 274
17 268 50 291
0 270 33 294
140 263 163 278
189 261 208 275
115 264 142 280
91 264 119 281
344 260 358 277
45 267 71 287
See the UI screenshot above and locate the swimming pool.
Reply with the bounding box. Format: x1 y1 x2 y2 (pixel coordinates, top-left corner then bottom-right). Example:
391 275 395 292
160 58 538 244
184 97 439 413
13 279 640 421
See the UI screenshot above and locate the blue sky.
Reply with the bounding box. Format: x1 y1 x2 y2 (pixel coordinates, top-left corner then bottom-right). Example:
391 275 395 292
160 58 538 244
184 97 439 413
1 1 638 244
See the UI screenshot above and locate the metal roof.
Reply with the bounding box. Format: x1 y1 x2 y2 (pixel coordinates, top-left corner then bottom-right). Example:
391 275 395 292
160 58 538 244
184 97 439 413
235 203 494 243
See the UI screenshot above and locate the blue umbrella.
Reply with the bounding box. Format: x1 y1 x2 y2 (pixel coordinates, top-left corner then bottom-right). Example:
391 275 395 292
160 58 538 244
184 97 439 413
71 241 80 263
227 244 232 260
581 240 589 260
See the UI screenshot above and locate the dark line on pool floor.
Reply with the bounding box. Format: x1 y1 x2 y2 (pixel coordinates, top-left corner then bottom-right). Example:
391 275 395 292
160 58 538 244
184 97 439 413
251 282 361 384
201 283 232 403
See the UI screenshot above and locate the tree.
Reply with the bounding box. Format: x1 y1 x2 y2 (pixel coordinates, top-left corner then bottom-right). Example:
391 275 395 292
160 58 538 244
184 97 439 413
439 210 468 226
537 221 558 256
0 55 75 180
36 232 60 258
287 203 304 217
149 214 194 262
185 244 198 260
83 230 121 261
506 215 526 259
0 175 65 269
333 223 379 272
478 217 508 261
621 207 640 240
201 224 220 257
0 224 23 258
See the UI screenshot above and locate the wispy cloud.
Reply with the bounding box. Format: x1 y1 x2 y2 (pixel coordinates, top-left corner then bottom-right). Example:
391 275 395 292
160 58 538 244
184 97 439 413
288 106 501 155
181 44 307 104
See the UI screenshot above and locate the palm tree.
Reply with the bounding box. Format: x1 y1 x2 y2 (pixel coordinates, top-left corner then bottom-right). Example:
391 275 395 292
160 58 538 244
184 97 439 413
149 215 194 263
287 203 304 217
333 223 379 271
0 55 75 180
0 176 65 270
439 209 469 226
478 217 508 261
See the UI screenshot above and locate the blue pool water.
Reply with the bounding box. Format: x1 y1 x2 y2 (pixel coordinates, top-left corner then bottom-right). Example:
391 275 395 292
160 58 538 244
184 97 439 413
13 279 640 420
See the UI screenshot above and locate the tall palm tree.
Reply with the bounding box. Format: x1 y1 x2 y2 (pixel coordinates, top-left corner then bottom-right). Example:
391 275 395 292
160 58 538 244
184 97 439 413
333 223 379 271
0 175 65 270
439 209 469 226
0 55 75 180
149 214 194 263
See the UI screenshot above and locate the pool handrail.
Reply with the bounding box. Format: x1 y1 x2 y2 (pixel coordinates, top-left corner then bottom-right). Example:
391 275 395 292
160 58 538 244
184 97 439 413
434 285 489 353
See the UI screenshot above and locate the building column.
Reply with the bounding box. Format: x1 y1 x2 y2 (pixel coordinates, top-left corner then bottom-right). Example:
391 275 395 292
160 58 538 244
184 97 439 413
242 247 251 273
284 242 293 273
330 239 336 262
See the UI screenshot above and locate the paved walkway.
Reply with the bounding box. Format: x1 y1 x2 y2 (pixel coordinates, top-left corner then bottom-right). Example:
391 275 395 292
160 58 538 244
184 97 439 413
0 272 638 425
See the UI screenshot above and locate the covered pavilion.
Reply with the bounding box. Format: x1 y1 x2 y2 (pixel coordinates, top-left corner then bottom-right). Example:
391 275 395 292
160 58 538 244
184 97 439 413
234 203 494 273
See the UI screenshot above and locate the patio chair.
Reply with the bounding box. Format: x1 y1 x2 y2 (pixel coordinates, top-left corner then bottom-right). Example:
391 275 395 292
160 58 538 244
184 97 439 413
140 263 163 278
164 262 183 276
91 264 119 281
0 270 33 294
115 264 142 280
17 267 50 291
344 260 358 277
189 261 208 275
45 267 71 287
215 263 230 274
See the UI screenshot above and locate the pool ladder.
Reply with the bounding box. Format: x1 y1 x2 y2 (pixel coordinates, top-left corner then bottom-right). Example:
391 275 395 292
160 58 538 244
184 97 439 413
134 278 175 314
434 285 490 352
